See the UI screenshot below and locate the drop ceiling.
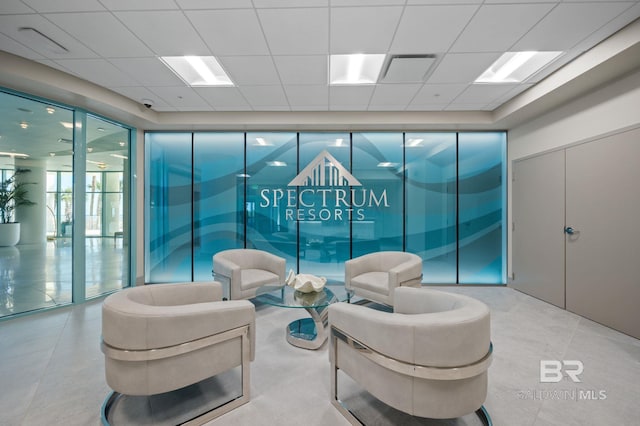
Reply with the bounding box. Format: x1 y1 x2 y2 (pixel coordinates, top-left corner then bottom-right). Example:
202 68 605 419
0 0 639 114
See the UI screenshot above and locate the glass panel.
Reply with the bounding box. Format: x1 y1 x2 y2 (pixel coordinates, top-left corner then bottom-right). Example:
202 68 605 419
405 133 457 283
193 133 244 281
352 133 403 257
85 114 130 296
298 132 351 280
458 132 507 284
146 133 192 282
246 132 298 273
0 91 74 317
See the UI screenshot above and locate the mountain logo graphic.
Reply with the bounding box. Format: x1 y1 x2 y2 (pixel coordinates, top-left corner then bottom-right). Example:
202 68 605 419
289 150 361 187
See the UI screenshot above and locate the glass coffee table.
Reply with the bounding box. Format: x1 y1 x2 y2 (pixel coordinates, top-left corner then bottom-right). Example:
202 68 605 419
255 284 351 350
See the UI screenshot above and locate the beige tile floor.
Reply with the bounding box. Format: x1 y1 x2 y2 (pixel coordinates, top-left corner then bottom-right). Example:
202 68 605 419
0 286 639 426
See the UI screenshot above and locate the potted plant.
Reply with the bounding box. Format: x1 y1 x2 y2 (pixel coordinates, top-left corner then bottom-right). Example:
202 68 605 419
0 169 35 246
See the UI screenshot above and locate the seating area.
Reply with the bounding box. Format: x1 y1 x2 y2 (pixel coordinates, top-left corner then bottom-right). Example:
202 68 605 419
100 249 497 425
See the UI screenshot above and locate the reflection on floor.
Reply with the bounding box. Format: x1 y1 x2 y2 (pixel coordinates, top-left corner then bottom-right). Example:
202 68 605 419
0 238 126 318
0 286 638 425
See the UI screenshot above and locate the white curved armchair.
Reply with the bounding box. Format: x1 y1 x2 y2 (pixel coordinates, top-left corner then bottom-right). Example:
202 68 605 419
344 251 422 306
101 282 255 424
329 287 492 424
213 249 286 300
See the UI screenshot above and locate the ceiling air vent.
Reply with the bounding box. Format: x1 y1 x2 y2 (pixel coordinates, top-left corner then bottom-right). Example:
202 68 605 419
380 54 436 83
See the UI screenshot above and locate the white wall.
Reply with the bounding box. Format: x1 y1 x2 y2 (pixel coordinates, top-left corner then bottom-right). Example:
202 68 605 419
507 69 640 276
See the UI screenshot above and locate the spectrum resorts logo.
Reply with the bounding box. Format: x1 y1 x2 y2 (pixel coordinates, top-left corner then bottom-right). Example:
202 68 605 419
259 150 390 221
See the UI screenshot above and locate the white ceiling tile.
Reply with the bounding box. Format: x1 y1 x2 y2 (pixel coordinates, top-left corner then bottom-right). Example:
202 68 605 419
239 85 289 107
0 33 45 60
253 0 328 7
0 0 35 13
110 86 173 108
453 83 518 104
483 0 559 3
490 83 533 105
390 5 479 54
329 86 375 107
294 105 329 111
273 55 327 85
218 56 280 85
177 0 253 9
115 11 210 56
407 0 481 4
513 2 636 51
333 0 405 5
256 105 291 111
427 53 500 84
331 6 403 53
369 84 422 106
147 86 211 109
283 85 328 106
450 3 556 53
186 9 270 56
405 103 446 111
45 13 154 58
109 58 185 86
100 0 179 10
445 103 493 111
34 59 73 74
569 3 640 59
258 8 329 54
195 87 250 109
54 59 141 86
411 83 467 105
0 14 99 59
368 104 407 111
20 0 105 12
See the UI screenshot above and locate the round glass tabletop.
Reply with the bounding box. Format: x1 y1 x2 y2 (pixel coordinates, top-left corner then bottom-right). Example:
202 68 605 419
254 285 351 309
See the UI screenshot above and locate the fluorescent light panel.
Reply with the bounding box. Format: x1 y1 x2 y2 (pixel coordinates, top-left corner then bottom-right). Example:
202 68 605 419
330 54 386 85
160 56 234 87
475 51 563 84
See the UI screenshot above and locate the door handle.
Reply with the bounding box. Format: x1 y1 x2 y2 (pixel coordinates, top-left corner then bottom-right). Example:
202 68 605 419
564 226 576 235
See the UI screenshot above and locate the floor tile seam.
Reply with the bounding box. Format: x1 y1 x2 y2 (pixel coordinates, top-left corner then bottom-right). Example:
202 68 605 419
19 310 72 426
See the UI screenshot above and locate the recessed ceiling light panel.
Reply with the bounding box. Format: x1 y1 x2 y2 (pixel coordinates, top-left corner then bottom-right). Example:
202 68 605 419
330 54 386 85
160 56 234 87
475 51 563 84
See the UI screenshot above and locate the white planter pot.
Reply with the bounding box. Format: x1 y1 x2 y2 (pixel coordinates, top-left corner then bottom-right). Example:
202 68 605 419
0 222 21 246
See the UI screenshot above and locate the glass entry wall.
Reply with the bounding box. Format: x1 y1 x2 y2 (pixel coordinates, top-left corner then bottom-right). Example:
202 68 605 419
0 88 132 319
85 114 131 297
145 131 507 285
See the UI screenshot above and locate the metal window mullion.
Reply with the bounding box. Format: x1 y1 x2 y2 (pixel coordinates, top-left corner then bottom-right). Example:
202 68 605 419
72 110 87 303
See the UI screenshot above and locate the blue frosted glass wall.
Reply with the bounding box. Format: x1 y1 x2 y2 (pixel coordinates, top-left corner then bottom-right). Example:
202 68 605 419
146 133 193 282
145 131 506 284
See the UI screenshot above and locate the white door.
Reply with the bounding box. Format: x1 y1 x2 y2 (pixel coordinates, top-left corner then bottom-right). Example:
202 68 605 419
565 127 640 339
512 150 566 308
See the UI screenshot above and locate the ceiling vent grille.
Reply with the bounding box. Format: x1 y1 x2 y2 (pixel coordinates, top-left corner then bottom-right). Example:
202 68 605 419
380 54 436 83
